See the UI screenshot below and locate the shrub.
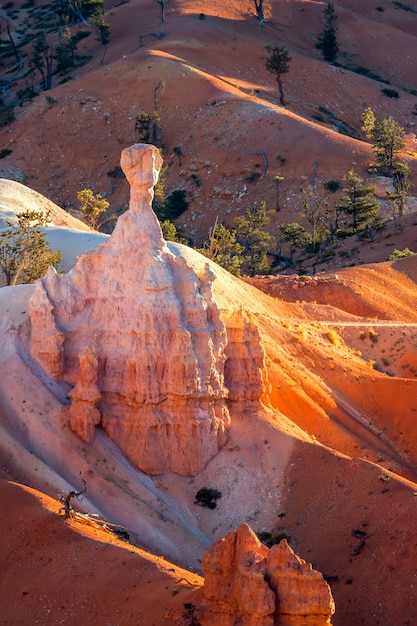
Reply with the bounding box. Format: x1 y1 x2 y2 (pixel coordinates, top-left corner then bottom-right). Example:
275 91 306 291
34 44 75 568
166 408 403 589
246 171 262 183
369 329 379 343
381 87 399 99
0 148 12 159
324 179 340 192
163 189 188 220
194 487 222 509
325 329 339 345
257 531 291 547
312 113 326 123
388 247 416 261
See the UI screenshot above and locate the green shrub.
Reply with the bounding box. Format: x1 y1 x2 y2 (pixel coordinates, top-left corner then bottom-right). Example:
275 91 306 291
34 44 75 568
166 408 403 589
194 487 222 509
257 531 291 547
381 87 399 99
163 189 188 220
324 179 340 192
0 148 12 159
388 247 416 261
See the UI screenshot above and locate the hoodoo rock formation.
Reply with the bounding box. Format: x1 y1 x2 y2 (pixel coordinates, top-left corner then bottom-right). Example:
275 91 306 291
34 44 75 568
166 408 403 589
200 524 335 626
26 144 268 476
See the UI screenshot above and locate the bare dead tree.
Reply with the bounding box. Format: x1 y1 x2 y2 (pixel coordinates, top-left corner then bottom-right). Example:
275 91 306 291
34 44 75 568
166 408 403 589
59 475 87 518
155 0 170 25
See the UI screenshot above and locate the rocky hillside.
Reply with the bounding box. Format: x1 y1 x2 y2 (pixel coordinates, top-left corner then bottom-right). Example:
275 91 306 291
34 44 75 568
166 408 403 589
1 0 417 260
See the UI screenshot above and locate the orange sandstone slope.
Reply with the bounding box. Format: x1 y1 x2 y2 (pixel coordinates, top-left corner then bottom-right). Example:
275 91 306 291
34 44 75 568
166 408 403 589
1 0 417 246
0 481 203 626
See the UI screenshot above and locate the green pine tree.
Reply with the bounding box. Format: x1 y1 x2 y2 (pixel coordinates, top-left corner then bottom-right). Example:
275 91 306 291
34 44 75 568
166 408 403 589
337 169 380 236
0 210 61 286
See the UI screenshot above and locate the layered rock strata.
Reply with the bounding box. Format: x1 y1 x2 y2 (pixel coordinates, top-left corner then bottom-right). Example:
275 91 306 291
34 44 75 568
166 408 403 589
200 524 335 626
27 144 267 476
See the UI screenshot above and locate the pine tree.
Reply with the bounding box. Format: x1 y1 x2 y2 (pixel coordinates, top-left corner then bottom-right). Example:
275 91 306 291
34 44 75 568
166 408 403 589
373 118 405 173
337 169 380 236
235 202 275 275
265 46 291 106
280 223 311 265
199 222 244 276
361 107 376 140
77 189 109 229
301 187 331 252
388 161 412 220
316 2 339 63
0 210 61 285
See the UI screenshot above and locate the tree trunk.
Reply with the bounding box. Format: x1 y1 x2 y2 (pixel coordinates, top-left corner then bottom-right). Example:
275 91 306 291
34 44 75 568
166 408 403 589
277 77 285 106
254 0 264 23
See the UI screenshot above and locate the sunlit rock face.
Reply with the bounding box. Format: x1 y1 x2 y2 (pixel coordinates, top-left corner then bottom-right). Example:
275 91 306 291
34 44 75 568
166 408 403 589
27 144 268 476
200 524 335 626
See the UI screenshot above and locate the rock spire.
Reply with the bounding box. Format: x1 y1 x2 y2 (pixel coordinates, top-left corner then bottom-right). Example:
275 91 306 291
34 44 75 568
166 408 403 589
26 144 268 476
200 524 335 625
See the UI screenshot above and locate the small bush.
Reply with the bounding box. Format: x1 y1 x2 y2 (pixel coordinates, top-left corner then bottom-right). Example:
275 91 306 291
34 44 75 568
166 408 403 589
0 148 12 159
393 1 417 11
369 329 379 343
353 66 390 84
324 179 340 192
199 12 206 19
325 329 339 346
195 487 222 509
246 171 261 183
163 189 188 220
388 248 416 261
381 87 399 99
257 531 291 547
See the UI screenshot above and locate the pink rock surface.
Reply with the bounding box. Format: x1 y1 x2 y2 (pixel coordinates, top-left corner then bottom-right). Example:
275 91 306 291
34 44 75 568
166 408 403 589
27 144 268 476
200 524 335 626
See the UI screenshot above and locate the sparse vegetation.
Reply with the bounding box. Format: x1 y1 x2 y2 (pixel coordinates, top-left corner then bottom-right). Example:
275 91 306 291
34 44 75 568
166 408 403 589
257 530 291 547
381 87 399 99
265 45 291 106
0 209 62 285
194 487 222 509
337 169 381 237
159 219 188 244
0 148 12 159
199 221 244 276
162 189 189 221
361 108 405 173
234 202 275 275
325 329 339 345
388 248 416 261
315 2 339 63
135 110 161 145
77 188 110 229
182 603 201 626
324 179 340 192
